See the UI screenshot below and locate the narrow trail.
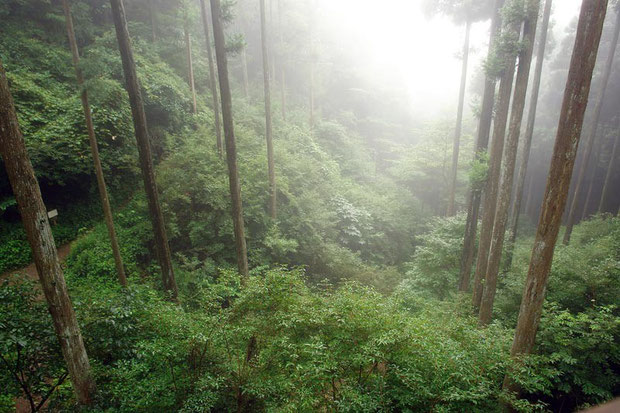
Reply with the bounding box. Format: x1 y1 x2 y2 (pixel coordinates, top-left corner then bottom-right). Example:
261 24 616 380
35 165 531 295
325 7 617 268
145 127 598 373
1 243 73 283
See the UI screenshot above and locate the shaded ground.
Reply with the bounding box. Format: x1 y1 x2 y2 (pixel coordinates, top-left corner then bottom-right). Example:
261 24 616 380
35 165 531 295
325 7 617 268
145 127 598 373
0 243 72 283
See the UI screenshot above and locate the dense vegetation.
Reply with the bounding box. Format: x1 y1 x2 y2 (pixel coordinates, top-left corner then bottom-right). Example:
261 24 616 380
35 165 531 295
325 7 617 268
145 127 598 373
0 0 619 412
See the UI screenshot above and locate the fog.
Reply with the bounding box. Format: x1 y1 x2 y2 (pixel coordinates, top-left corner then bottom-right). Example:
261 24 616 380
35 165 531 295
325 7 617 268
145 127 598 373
314 0 582 120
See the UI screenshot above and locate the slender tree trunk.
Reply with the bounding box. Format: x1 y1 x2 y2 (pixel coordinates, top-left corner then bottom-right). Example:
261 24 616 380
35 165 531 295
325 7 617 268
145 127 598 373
185 9 198 114
524 172 535 218
62 0 127 287
110 0 178 299
210 0 249 278
479 0 541 326
458 0 504 292
260 0 277 219
278 0 286 120
563 7 620 244
269 0 276 86
503 0 607 399
598 128 620 212
581 133 603 220
472 13 521 309
148 0 157 42
309 0 317 136
199 0 223 156
241 46 250 100
0 61 96 405
448 19 472 217
505 0 553 271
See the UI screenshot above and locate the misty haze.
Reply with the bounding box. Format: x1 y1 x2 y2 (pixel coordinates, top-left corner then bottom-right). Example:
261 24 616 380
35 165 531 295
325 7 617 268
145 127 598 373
0 0 619 411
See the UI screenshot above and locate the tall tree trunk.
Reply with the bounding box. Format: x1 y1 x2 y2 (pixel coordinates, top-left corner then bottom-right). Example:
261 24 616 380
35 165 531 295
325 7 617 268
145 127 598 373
185 9 198 114
199 0 223 156
241 46 250 100
110 0 178 299
503 0 607 399
278 0 286 120
62 0 127 287
269 0 276 86
524 172 535 218
505 0 553 271
581 133 603 220
479 0 541 326
0 61 96 405
309 0 317 136
598 127 620 212
458 0 504 292
148 0 157 42
210 0 250 278
472 11 521 309
563 7 620 244
447 19 472 217
260 0 277 219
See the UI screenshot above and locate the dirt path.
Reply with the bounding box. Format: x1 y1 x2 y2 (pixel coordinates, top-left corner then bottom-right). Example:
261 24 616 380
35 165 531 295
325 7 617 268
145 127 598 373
1 243 72 283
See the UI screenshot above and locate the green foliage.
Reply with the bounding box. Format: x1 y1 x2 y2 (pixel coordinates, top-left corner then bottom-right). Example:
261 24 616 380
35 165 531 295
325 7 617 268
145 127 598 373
469 150 490 192
535 304 620 409
402 214 466 300
498 215 620 317
0 280 69 411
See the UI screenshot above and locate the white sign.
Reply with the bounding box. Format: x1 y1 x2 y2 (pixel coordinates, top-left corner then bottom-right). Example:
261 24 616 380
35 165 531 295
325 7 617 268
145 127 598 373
47 209 58 219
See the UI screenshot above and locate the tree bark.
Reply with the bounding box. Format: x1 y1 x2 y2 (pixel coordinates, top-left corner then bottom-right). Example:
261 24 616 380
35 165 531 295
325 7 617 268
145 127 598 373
148 0 157 42
278 0 286 121
458 0 504 292
199 0 223 156
472 12 521 309
0 60 96 405
184 8 198 114
241 46 250 100
563 7 620 244
260 0 277 220
309 0 317 136
503 0 608 399
598 128 620 212
581 132 603 220
479 0 541 326
62 0 127 288
210 0 250 278
110 0 178 299
447 19 472 217
505 0 553 271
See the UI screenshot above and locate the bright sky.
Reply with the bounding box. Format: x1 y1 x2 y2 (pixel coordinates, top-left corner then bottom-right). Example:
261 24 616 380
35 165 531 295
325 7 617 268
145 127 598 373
318 0 584 121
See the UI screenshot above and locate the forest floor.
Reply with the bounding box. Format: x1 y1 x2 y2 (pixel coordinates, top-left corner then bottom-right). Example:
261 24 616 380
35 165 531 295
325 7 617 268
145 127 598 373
0 243 72 284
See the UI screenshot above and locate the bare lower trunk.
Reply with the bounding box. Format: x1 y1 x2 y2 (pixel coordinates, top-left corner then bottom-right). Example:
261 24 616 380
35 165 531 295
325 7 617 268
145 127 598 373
260 0 277 220
448 20 472 217
503 0 607 400
598 130 620 212
210 0 249 279
110 0 178 299
479 0 541 326
0 61 96 405
506 0 553 270
148 0 157 42
199 0 223 156
563 7 620 244
185 11 198 114
458 0 504 292
581 135 603 220
472 16 521 309
278 0 286 120
62 0 127 287
241 46 250 100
